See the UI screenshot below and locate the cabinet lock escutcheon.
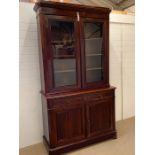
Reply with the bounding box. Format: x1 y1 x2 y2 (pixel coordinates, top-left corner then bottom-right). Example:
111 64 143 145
76 12 80 21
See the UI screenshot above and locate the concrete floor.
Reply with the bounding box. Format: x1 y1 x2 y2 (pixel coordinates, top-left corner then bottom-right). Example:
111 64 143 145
20 117 135 155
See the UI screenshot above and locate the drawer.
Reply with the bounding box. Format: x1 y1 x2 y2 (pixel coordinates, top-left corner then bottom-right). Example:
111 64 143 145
84 90 114 102
47 95 84 109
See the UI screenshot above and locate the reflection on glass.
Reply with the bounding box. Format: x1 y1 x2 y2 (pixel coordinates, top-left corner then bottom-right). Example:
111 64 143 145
51 21 75 58
50 21 77 87
86 69 103 83
84 22 103 83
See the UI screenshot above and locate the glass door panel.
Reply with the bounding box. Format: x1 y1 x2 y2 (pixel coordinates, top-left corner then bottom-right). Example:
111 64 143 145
53 59 76 87
50 21 77 88
84 22 103 83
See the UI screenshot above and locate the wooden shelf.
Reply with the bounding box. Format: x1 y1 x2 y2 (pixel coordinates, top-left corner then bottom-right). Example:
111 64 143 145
54 55 75 59
55 69 76 73
85 37 102 41
86 53 102 56
86 67 102 71
51 40 75 44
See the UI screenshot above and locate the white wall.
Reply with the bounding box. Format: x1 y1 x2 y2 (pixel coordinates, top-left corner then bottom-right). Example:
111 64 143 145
110 23 122 121
122 24 135 119
110 13 135 120
19 2 135 148
19 3 43 148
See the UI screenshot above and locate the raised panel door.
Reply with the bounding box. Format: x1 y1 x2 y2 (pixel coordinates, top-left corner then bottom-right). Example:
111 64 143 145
86 97 114 137
49 101 85 146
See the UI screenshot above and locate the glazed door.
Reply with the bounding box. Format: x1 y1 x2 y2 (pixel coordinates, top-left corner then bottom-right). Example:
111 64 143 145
46 15 81 92
80 19 109 88
86 97 114 137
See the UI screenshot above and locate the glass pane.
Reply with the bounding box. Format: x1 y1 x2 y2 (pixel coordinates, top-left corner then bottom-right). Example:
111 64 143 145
84 22 103 83
53 59 76 87
50 21 77 87
86 69 103 83
51 21 75 58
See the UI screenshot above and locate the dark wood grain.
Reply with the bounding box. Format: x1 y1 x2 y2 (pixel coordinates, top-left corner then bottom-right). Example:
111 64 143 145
44 131 117 155
50 103 85 146
86 97 114 137
34 2 116 155
34 1 111 14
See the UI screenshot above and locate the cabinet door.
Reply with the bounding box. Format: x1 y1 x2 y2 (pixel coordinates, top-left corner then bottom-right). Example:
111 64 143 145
49 101 85 146
86 97 114 137
80 19 109 88
45 15 81 92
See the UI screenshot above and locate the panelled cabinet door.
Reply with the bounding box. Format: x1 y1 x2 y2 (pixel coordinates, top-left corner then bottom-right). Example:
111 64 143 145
86 97 114 137
49 102 85 146
80 18 109 88
45 15 81 92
